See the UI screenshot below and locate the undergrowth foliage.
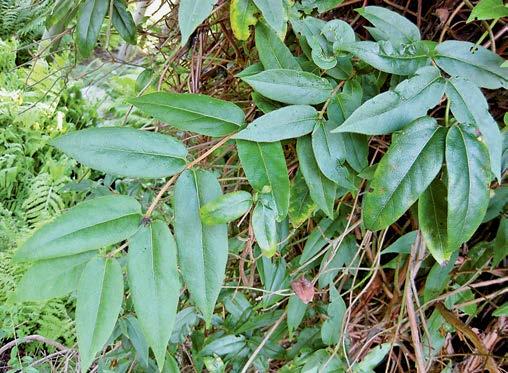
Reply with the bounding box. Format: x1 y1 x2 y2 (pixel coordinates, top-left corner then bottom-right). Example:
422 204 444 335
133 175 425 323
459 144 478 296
4 0 508 372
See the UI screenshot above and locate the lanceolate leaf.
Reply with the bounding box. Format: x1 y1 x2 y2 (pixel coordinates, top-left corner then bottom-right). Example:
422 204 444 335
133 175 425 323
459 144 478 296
255 22 300 71
173 169 228 325
178 0 218 46
234 105 318 142
15 195 142 261
446 126 491 253
200 191 253 225
112 0 137 45
76 257 124 373
363 117 446 231
230 0 257 40
14 251 97 301
297 135 336 219
51 127 188 178
252 200 278 257
337 40 431 75
418 179 449 264
253 0 285 37
445 77 501 180
333 66 445 135
236 140 290 220
321 287 346 345
288 170 316 228
76 0 109 57
357 6 421 45
128 221 180 370
312 120 355 188
434 41 508 89
130 92 245 137
241 69 334 105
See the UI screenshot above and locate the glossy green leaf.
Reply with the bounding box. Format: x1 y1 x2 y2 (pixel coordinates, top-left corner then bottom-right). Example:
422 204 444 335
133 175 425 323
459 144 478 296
236 140 289 220
178 0 218 45
333 66 445 135
252 200 278 257
337 40 431 75
467 0 508 21
15 195 142 261
288 170 316 228
241 69 334 105
327 79 368 172
381 231 417 255
418 179 449 264
357 6 420 45
112 0 137 45
363 117 445 231
446 77 501 180
234 105 317 142
297 136 336 219
76 257 124 373
230 0 257 40
287 295 307 337
321 287 346 345
446 125 491 253
312 120 355 188
173 169 228 325
46 0 77 28
130 92 245 137
493 302 508 317
423 254 456 303
434 41 508 89
76 0 109 57
483 186 508 222
128 221 180 370
255 22 300 71
200 191 253 224
253 0 285 37
51 127 187 178
14 251 96 301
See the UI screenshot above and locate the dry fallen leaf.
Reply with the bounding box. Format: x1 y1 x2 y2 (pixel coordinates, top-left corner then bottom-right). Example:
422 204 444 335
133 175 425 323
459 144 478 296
291 277 315 304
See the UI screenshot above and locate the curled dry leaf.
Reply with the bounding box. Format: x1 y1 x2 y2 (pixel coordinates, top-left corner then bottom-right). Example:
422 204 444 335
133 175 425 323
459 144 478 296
291 277 315 304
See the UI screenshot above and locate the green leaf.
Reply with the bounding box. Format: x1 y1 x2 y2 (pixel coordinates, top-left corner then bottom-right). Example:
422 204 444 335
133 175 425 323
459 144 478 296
381 231 416 255
483 186 508 222
468 0 508 21
130 92 245 137
241 69 334 105
178 0 218 46
363 117 445 231
76 257 124 373
418 179 450 264
287 295 307 337
251 92 282 113
318 232 357 288
255 22 300 71
337 40 431 75
200 191 253 224
288 170 316 228
200 335 246 357
446 126 491 253
423 254 456 303
333 66 445 135
327 79 368 172
299 218 343 266
299 0 344 13
128 221 180 370
234 105 317 142
230 0 257 40
112 0 137 45
51 127 187 178
173 169 228 325
493 218 507 267
14 251 96 301
321 287 346 345
434 41 508 89
353 344 391 372
15 195 142 261
357 6 420 45
236 140 290 220
252 199 278 257
46 0 78 28
120 316 150 368
253 0 285 37
493 301 508 317
312 120 356 188
297 136 336 219
76 0 109 57
445 77 501 180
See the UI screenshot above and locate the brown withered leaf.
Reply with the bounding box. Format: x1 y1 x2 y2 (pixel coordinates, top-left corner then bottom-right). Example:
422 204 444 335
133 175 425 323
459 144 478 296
291 277 315 304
